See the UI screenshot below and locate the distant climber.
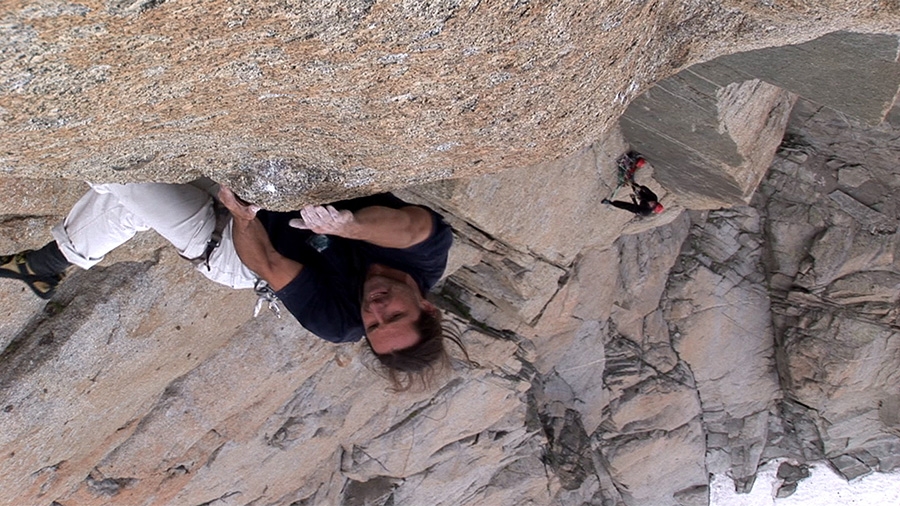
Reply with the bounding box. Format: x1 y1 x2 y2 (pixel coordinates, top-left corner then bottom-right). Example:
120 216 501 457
603 151 664 216
602 182 664 216
1 181 464 390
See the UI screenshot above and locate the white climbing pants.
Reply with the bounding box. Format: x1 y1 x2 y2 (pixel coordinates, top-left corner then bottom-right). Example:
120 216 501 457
51 182 258 289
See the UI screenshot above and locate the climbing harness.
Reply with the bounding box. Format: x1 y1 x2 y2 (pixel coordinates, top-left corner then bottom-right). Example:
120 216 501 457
178 181 286 319
188 199 231 271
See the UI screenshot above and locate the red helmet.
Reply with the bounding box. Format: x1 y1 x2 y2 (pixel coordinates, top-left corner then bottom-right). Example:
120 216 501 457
652 203 664 214
634 157 647 168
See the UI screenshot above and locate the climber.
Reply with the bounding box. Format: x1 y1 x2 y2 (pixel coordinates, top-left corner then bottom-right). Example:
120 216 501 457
602 181 665 216
0 182 460 389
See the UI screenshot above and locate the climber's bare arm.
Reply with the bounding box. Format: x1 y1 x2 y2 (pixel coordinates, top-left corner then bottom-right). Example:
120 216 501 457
218 186 302 291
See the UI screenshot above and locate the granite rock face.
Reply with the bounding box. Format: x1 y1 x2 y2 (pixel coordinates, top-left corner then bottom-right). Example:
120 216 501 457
2 1 899 209
664 205 781 492
621 30 900 210
761 100 900 481
2 9 900 506
623 77 796 209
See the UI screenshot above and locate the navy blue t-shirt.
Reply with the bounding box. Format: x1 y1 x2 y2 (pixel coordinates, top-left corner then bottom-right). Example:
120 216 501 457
256 193 452 343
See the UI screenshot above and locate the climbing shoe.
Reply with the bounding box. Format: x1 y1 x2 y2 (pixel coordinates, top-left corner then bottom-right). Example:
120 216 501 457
0 250 65 299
